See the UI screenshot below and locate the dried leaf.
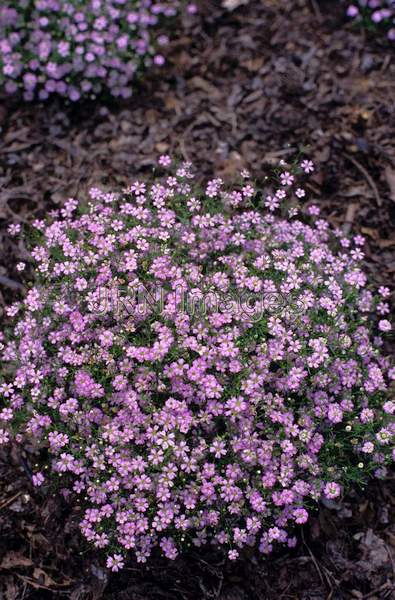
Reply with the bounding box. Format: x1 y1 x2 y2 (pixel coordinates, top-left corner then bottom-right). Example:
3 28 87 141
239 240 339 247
222 0 249 10
0 552 33 569
32 568 57 588
361 227 379 240
356 530 389 569
385 167 395 202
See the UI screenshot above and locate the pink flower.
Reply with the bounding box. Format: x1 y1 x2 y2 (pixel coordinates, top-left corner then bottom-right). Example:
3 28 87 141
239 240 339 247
293 508 308 524
347 5 359 18
378 319 391 332
158 154 171 167
378 286 390 298
32 472 45 487
361 442 374 454
8 223 21 236
0 429 10 445
323 482 341 500
106 554 124 572
301 160 314 173
1 158 392 569
0 2 189 101
280 171 294 186
154 55 165 66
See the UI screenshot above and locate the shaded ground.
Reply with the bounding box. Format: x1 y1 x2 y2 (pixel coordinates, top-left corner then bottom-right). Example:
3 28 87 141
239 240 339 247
0 0 394 598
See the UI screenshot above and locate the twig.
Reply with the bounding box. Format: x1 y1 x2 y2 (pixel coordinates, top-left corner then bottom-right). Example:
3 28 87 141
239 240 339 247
301 530 325 587
214 574 224 600
362 582 394 599
179 137 190 163
311 0 322 22
301 529 333 594
0 491 22 511
342 202 358 235
14 573 71 593
385 542 395 578
345 154 383 207
322 565 340 600
20 581 28 600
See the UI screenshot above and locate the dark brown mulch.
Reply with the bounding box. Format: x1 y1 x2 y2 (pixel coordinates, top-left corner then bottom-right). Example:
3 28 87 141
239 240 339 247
0 1 394 598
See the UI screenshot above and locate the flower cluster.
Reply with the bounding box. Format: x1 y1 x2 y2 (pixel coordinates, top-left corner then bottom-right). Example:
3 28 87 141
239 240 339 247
347 0 395 41
1 157 394 569
0 1 196 101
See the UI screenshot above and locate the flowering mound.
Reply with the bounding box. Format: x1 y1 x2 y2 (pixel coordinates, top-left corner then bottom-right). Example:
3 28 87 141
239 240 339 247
0 1 195 101
1 158 394 569
347 1 395 41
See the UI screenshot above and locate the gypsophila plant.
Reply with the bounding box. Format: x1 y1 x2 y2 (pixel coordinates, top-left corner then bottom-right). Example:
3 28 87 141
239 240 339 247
347 0 395 41
1 156 394 569
0 1 197 101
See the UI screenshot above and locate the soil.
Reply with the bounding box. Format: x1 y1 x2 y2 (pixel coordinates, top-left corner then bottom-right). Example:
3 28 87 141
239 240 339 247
0 1 394 598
